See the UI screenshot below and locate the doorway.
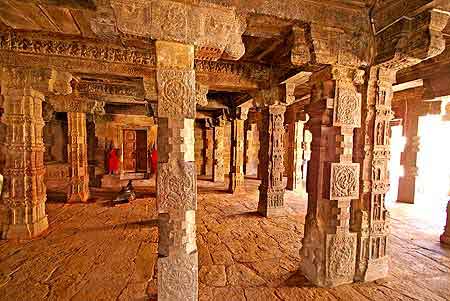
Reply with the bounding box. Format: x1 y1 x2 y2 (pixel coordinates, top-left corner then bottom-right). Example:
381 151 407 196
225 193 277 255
123 129 148 173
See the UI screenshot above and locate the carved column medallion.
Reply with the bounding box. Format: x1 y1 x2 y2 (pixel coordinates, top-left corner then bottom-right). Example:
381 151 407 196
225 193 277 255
300 66 361 287
212 119 225 183
257 104 286 217
0 68 49 239
67 112 90 203
228 108 247 193
155 41 198 301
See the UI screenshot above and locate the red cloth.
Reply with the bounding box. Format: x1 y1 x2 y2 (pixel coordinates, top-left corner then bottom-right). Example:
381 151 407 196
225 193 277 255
108 149 119 174
151 149 158 174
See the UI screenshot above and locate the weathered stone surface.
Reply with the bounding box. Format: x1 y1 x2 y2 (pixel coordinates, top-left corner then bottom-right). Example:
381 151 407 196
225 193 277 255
199 265 227 287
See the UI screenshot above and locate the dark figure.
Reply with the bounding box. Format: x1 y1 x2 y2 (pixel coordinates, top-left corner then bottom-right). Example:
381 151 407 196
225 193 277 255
113 180 136 205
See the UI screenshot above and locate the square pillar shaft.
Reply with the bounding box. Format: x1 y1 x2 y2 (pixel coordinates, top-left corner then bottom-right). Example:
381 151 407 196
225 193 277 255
397 97 423 204
155 41 198 301
228 117 245 193
212 125 225 182
301 66 362 287
258 105 286 217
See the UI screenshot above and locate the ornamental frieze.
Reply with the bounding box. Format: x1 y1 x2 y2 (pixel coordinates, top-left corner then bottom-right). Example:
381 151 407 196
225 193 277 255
0 31 155 66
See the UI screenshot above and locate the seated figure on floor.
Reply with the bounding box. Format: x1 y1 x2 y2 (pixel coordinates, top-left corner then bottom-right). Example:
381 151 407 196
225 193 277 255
113 180 136 204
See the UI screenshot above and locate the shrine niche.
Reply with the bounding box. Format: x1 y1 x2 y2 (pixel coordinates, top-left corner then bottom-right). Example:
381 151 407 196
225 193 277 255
0 1 449 300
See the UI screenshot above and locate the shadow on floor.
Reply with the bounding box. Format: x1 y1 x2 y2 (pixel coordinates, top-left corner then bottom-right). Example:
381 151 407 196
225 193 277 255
282 271 315 288
63 219 159 233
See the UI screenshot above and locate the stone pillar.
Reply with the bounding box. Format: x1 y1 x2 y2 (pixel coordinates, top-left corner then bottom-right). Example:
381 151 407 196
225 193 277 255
258 105 286 216
352 66 394 282
67 112 89 203
203 126 213 177
212 118 225 183
286 113 308 195
301 66 362 287
155 41 197 301
0 68 49 239
228 108 247 193
397 104 420 204
441 201 450 245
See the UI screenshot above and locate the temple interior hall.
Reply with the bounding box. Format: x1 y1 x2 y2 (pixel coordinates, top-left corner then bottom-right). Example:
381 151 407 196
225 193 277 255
0 1 450 300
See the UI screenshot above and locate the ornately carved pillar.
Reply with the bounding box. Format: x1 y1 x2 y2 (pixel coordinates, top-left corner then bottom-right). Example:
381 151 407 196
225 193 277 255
352 66 394 282
257 105 286 216
228 108 247 193
155 41 197 301
0 68 49 239
301 66 363 287
441 201 450 245
397 101 421 204
212 118 225 183
67 112 89 203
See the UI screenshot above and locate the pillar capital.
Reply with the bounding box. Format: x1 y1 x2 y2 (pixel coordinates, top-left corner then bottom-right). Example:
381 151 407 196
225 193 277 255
105 1 245 61
1 67 73 96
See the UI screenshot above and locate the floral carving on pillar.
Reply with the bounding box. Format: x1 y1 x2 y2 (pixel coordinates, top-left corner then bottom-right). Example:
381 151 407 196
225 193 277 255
257 104 286 217
67 112 90 203
155 41 198 301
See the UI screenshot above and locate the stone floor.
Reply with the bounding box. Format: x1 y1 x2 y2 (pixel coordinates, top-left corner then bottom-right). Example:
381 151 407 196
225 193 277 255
0 177 449 300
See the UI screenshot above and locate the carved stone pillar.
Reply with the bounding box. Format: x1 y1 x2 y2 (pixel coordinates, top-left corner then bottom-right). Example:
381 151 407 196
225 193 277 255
258 105 286 217
0 68 49 239
352 66 395 282
286 113 308 196
441 201 450 245
301 66 362 287
67 112 89 203
155 41 197 301
397 103 420 204
212 118 225 183
228 108 247 193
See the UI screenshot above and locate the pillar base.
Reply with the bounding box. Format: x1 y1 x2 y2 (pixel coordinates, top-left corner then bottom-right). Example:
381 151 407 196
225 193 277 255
1 215 48 240
356 257 389 282
257 187 285 217
397 177 416 204
301 231 357 287
158 252 198 301
441 233 450 245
